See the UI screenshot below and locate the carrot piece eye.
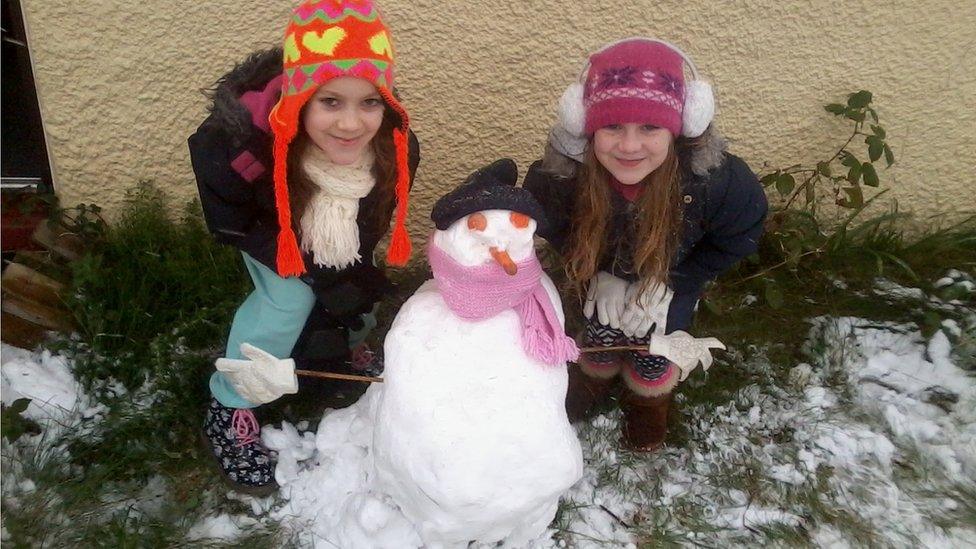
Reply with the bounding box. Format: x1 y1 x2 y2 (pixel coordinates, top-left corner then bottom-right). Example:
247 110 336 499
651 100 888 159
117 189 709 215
509 212 530 229
467 212 487 231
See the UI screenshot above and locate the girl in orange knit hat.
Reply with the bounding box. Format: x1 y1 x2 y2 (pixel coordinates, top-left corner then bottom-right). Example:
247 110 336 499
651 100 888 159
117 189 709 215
188 0 419 493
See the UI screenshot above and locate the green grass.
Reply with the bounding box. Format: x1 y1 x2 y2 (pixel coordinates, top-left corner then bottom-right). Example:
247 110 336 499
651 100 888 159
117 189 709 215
2 183 973 546
63 183 249 389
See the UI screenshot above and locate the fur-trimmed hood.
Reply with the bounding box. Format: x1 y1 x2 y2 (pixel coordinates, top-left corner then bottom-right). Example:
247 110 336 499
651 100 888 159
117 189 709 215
204 48 283 147
543 123 728 179
681 124 727 177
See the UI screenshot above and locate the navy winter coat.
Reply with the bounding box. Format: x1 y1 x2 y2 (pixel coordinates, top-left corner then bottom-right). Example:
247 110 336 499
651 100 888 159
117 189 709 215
523 131 767 333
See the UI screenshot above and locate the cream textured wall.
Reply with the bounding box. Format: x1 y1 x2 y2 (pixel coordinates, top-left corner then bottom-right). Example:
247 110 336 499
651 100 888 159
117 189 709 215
21 0 976 245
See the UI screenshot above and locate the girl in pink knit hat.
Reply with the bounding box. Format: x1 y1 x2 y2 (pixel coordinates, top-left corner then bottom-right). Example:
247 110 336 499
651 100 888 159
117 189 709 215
524 38 768 452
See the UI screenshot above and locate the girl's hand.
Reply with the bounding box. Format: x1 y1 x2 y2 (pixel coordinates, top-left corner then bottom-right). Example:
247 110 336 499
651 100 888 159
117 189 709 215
215 343 298 405
646 331 726 381
620 281 674 338
583 271 629 329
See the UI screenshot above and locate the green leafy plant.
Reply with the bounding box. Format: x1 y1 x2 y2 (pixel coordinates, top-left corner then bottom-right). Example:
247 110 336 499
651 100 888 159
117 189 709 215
6 191 109 242
730 90 913 308
761 90 894 213
53 202 109 242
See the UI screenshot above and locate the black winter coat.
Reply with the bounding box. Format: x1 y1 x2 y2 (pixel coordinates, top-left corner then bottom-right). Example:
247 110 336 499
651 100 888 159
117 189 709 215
523 130 767 334
188 48 420 323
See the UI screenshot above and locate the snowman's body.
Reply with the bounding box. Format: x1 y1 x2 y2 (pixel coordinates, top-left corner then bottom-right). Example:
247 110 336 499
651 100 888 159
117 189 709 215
370 210 583 547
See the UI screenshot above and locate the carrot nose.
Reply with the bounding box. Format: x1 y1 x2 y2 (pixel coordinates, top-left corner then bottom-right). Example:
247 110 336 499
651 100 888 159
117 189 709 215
489 247 517 276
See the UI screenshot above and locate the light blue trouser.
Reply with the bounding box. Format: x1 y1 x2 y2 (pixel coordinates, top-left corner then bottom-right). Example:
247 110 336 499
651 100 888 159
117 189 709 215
210 252 377 409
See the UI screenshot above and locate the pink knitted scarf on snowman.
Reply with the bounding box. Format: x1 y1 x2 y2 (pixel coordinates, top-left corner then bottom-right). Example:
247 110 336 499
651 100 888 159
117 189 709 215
427 240 580 366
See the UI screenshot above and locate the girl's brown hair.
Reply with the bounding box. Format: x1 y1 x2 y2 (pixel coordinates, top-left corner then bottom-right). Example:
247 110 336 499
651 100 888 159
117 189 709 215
563 138 685 298
287 104 401 238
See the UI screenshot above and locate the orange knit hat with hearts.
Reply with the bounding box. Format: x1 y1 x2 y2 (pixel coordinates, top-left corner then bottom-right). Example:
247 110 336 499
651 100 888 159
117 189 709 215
269 0 412 276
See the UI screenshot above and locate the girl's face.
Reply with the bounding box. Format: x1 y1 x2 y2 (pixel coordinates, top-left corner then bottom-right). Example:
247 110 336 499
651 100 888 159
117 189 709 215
302 77 385 165
592 124 673 185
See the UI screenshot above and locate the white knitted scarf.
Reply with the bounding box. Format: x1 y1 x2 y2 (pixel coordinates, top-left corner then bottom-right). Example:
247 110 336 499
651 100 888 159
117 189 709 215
299 145 376 269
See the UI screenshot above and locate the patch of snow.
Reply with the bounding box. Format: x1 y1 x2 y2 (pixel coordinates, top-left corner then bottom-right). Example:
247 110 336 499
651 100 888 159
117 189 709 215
873 277 926 301
942 319 962 337
1 344 89 424
186 513 258 542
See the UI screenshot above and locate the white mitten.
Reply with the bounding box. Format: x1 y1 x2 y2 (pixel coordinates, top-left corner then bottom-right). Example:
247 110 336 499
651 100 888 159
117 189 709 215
582 271 629 329
647 331 726 382
619 281 674 338
215 343 299 405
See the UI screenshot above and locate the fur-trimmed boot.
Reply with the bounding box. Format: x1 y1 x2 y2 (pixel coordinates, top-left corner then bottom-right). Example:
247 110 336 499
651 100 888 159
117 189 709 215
620 356 680 452
565 353 624 423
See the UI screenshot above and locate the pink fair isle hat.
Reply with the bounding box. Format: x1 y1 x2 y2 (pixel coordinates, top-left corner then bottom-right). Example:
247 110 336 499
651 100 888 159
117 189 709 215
583 39 686 137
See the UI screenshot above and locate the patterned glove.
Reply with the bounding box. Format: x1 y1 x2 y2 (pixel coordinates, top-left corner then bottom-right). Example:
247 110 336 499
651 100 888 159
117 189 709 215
646 330 726 381
582 271 630 329
619 281 674 338
215 343 298 405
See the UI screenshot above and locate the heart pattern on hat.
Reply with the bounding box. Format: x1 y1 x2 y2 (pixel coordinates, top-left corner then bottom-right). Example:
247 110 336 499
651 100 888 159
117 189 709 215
303 27 347 55
284 34 301 63
368 31 392 56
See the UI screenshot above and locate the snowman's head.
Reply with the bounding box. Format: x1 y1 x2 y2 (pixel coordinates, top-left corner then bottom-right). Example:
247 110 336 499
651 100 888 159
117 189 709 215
430 159 549 276
433 209 537 274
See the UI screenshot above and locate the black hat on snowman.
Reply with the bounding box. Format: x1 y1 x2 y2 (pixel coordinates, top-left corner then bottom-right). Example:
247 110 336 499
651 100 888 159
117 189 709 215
431 158 549 234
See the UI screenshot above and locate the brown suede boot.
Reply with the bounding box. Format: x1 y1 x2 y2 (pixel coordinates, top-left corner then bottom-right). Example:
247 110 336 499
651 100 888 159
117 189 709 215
565 355 623 423
620 391 672 452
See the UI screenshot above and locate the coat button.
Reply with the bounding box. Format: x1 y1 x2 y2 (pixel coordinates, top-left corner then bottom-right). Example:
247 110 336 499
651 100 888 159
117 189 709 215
683 195 693 204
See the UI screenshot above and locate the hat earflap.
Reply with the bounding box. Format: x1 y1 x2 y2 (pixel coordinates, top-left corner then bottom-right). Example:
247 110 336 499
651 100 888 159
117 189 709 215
554 38 716 139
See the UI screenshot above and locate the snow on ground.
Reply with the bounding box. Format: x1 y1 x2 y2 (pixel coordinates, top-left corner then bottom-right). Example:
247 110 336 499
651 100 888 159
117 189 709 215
553 273 975 547
186 512 261 542
3 270 974 546
1 344 95 425
563 313 975 547
246 271 976 547
0 344 188 544
1 343 96 539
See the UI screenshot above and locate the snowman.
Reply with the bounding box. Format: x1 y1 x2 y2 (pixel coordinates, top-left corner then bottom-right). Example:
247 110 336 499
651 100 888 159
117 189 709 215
370 159 584 547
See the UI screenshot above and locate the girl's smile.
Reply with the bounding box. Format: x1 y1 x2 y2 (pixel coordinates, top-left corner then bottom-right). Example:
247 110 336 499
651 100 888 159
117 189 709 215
593 124 673 185
330 134 365 147
615 157 646 168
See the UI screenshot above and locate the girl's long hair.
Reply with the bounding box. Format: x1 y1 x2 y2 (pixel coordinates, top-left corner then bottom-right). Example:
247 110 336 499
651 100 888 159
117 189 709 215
288 103 401 238
563 139 684 298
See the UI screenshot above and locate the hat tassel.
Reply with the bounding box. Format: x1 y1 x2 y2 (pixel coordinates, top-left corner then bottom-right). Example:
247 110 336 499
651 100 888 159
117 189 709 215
385 127 412 266
273 135 307 277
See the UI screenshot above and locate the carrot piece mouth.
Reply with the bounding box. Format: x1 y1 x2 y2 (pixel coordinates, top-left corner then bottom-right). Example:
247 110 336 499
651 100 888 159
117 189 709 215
489 247 517 276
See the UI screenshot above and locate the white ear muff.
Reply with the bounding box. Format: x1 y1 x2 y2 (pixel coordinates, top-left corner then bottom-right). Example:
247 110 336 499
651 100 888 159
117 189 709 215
682 79 714 138
557 81 585 138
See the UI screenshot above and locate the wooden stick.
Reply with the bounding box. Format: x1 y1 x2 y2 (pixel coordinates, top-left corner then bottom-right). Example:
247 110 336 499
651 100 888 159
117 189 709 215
295 369 384 383
293 346 648 384
578 345 647 353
